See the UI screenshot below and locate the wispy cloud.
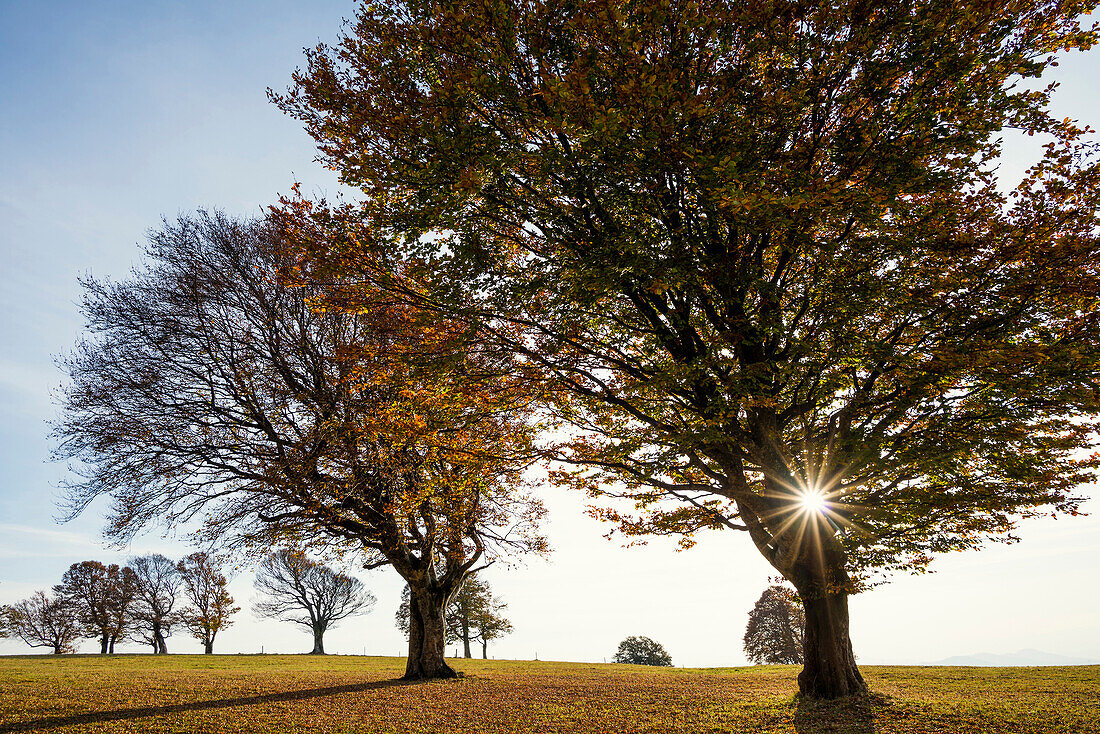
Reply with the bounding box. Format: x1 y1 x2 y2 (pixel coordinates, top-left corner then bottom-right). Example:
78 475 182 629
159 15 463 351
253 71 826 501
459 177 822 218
0 523 95 547
0 358 59 416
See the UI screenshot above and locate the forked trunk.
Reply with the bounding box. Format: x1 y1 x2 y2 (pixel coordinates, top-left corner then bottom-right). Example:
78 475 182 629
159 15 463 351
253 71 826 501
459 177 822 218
311 625 326 655
404 587 456 679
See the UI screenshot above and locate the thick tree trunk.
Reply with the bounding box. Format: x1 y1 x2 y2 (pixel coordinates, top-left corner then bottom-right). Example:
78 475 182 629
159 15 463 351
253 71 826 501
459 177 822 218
310 625 326 655
204 638 214 654
404 587 456 679
786 537 867 699
461 619 472 658
481 640 487 659
797 588 865 698
108 635 117 654
53 644 63 654
99 633 109 654
153 623 168 654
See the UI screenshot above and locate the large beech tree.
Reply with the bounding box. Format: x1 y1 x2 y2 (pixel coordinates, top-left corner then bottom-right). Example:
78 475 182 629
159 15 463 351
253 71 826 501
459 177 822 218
55 213 545 678
276 0 1100 697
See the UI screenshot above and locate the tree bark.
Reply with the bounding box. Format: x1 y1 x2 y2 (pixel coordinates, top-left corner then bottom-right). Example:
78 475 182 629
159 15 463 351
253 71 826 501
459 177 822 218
785 535 867 699
204 638 214 654
108 635 117 654
404 587 457 679
310 625 326 655
153 623 168 654
99 633 109 654
481 639 487 659
53 645 63 654
461 618 472 658
796 587 865 699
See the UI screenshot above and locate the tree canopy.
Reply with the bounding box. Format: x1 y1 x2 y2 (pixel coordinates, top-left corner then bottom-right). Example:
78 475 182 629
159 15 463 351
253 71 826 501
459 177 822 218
177 552 239 654
54 211 546 678
275 0 1100 698
0 592 80 655
612 635 673 666
744 583 805 665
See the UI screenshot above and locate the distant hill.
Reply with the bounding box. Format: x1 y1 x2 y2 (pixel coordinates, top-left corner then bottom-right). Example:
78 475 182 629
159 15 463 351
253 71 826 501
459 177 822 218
927 648 1100 666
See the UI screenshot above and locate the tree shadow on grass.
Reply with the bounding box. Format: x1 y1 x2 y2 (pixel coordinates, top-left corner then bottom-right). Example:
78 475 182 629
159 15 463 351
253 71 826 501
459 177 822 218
793 692 890 734
0 678 423 733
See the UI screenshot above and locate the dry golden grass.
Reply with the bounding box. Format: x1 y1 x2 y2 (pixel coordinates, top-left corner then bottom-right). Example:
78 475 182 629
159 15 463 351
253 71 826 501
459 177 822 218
0 655 1096 733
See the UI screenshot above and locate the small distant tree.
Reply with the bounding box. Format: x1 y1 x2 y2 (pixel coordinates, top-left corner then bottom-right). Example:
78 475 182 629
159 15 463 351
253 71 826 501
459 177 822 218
253 549 376 654
177 552 239 654
473 595 513 660
129 554 182 654
0 591 80 654
54 561 136 654
744 584 805 665
612 636 673 667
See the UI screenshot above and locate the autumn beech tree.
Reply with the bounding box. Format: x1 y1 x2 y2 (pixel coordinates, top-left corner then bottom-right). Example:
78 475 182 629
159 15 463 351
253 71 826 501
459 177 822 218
54 212 546 678
253 549 375 655
54 561 137 654
177 553 239 654
275 0 1100 697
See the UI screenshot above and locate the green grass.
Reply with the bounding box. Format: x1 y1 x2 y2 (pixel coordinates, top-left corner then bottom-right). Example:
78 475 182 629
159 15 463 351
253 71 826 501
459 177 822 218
0 655 1096 733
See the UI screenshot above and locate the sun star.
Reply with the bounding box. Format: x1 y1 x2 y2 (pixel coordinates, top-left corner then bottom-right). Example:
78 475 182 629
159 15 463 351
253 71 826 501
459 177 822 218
799 488 827 514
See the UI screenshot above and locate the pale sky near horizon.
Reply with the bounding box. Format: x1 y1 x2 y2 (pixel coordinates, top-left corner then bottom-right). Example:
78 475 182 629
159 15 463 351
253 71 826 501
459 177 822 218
1 1 1098 665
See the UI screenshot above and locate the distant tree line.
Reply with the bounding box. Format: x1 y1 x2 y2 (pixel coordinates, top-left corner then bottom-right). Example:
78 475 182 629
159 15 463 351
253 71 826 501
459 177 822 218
0 552 237 655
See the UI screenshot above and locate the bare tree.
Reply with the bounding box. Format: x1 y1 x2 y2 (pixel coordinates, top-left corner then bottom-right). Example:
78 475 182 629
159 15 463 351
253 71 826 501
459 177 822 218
54 561 136 654
1 591 80 654
744 584 805 665
54 212 546 678
253 549 375 654
129 554 182 654
177 552 239 654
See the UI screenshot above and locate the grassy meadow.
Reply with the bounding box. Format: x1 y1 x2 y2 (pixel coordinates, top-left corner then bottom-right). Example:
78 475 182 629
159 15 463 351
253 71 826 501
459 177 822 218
0 655 1096 733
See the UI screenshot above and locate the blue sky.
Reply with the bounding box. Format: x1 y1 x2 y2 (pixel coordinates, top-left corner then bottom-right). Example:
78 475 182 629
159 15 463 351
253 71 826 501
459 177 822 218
1 1 1098 664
